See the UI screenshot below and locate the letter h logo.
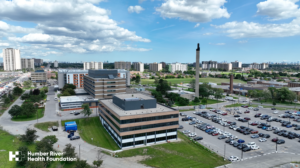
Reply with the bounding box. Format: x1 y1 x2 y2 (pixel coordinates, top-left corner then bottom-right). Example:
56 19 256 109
9 151 24 161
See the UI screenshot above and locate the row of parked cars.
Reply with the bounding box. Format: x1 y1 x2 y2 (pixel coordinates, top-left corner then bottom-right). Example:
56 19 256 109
255 113 300 130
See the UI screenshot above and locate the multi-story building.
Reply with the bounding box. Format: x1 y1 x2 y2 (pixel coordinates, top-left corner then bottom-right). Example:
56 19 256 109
54 60 59 68
168 62 188 73
202 60 218 70
149 62 162 72
2 48 21 71
133 62 144 72
161 62 166 68
84 69 128 99
249 63 269 70
114 61 131 70
231 61 242 69
217 63 232 71
31 70 47 84
83 62 103 70
98 93 179 149
58 69 88 89
34 59 43 66
21 58 35 70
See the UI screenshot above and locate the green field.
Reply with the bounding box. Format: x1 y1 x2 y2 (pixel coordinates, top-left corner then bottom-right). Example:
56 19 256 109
61 117 120 151
178 109 194 112
117 132 229 168
34 121 59 132
141 77 246 85
175 98 223 107
11 108 45 122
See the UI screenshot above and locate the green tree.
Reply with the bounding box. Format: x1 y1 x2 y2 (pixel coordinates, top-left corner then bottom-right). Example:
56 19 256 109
154 78 159 85
23 80 32 88
17 146 29 166
74 160 91 168
20 128 39 144
156 79 171 95
201 98 208 105
64 88 75 95
8 93 15 101
189 79 196 91
13 82 22 87
4 97 11 105
42 135 58 145
25 161 45 168
193 97 200 103
286 91 297 104
81 104 92 118
13 87 23 95
62 84 76 92
8 105 22 118
21 102 37 117
21 93 31 100
40 91 46 99
93 150 104 168
273 101 276 107
135 74 141 84
63 143 76 158
32 89 40 95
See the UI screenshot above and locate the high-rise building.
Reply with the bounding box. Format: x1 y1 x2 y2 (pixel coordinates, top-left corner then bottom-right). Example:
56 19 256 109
149 62 162 72
84 62 103 70
31 70 47 84
231 61 242 68
54 60 59 68
202 60 217 70
114 61 131 70
58 69 88 89
2 48 21 71
217 63 232 71
168 63 188 73
249 63 269 70
161 62 166 68
133 62 144 72
21 58 35 70
34 58 43 66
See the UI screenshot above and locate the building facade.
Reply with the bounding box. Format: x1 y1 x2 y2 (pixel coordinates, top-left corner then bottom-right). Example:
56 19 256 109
21 58 35 70
202 60 218 70
168 63 188 73
133 62 144 72
231 61 242 68
31 70 47 84
58 69 88 89
161 62 166 68
114 61 131 70
84 70 127 99
249 63 269 70
34 59 43 66
149 62 162 72
98 93 179 149
54 60 58 68
83 62 103 70
217 63 232 71
2 48 21 71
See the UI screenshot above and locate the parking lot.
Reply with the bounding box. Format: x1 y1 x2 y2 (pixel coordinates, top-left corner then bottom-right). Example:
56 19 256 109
179 105 300 162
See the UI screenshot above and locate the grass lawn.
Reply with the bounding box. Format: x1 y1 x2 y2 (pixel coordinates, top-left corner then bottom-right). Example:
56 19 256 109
61 117 120 151
253 99 300 106
11 108 45 121
117 132 229 168
34 121 59 132
141 77 246 85
224 103 254 107
175 99 223 107
23 86 35 90
178 109 194 112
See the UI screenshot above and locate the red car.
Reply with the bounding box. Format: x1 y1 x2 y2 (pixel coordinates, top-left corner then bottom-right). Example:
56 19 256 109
227 121 232 124
212 132 219 136
272 137 279 142
244 117 251 120
244 106 249 108
251 122 258 126
251 130 258 134
244 110 250 113
222 113 228 116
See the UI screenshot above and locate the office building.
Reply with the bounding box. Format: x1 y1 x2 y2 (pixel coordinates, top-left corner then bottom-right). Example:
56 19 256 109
84 69 128 99
21 58 35 70
217 63 232 71
249 63 269 70
202 60 217 70
98 93 179 149
58 69 88 89
84 62 103 70
31 70 47 84
54 60 58 68
2 48 21 71
34 59 43 66
114 61 131 70
133 62 144 72
149 62 162 72
168 63 188 73
231 61 242 68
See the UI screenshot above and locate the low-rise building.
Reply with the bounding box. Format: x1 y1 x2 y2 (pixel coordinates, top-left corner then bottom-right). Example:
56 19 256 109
59 95 98 110
31 70 47 84
202 60 217 70
98 93 179 149
167 90 195 100
168 63 188 73
83 62 103 70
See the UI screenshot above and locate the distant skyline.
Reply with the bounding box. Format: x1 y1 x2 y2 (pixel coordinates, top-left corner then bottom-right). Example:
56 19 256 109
1 0 300 63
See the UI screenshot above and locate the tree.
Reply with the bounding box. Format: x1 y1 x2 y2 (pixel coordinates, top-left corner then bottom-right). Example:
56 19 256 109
62 84 76 92
287 91 297 104
214 88 223 102
8 93 15 101
154 78 159 85
193 97 200 103
13 87 23 95
135 74 141 84
40 91 46 99
156 79 171 95
25 161 46 168
42 135 58 145
75 160 91 168
81 104 92 118
20 128 39 144
201 98 208 105
189 79 196 91
17 146 29 166
93 149 104 168
29 89 33 95
273 101 276 107
13 82 22 87
23 80 32 88
65 88 75 95
21 102 37 117
4 97 11 105
33 89 40 95
63 143 76 158
8 105 22 118
21 93 30 100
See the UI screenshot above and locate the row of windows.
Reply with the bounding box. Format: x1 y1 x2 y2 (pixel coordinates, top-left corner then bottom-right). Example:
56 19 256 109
107 90 116 92
103 123 121 146
107 82 116 84
121 129 177 139
120 121 178 132
107 86 116 88
101 112 120 131
122 135 177 148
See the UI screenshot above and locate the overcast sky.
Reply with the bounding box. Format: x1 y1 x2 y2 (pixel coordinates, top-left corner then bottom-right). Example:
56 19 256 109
1 0 300 63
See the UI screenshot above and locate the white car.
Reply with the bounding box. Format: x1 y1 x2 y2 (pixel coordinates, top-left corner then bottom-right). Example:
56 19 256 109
278 114 284 117
258 106 263 108
228 156 239 162
251 145 260 150
248 107 254 110
259 138 267 142
188 132 197 137
247 142 256 147
70 111 75 114
273 110 279 114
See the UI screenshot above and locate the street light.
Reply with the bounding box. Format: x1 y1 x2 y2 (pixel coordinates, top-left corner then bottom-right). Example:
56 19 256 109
224 144 226 160
276 141 278 153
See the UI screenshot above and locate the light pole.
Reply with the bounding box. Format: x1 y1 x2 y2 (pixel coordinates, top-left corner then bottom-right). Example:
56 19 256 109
79 144 81 159
224 144 226 160
241 146 244 161
276 141 278 153
248 121 249 128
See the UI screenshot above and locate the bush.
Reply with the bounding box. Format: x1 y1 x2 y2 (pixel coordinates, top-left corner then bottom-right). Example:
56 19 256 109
43 135 58 145
193 97 200 103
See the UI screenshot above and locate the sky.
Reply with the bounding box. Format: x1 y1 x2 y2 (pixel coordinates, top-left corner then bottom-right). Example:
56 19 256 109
1 0 300 64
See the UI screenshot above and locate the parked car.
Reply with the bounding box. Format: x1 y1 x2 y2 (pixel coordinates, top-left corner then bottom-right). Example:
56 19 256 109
273 110 279 114
244 110 250 113
70 136 80 140
182 130 190 134
272 137 279 142
259 138 267 142
218 135 227 139
193 136 203 141
74 112 80 115
277 139 285 144
271 108 276 110
188 132 197 137
178 125 184 129
228 156 239 162
237 139 245 143
251 134 259 138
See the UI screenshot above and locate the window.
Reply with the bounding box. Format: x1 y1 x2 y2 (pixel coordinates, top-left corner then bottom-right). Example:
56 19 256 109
122 142 134 147
147 132 155 136
135 140 145 145
135 133 145 138
107 82 116 84
167 135 177 140
107 86 116 88
156 130 166 134
147 138 155 143
156 137 166 142
120 122 178 132
107 90 116 92
141 104 144 109
122 135 133 139
120 114 178 124
167 129 177 133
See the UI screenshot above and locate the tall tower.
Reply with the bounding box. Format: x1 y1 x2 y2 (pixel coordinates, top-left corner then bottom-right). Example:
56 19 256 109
195 43 200 97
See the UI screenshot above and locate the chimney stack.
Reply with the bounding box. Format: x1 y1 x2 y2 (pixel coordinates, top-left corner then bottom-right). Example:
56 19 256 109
195 43 200 97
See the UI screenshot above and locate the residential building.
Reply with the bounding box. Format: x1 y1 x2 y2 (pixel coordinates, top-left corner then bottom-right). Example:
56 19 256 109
133 62 144 72
34 59 43 66
217 63 232 71
202 60 217 70
2 48 21 71
161 62 166 68
84 62 103 70
58 69 88 89
231 61 242 68
0 62 3 66
83 69 127 99
249 63 269 70
21 58 35 70
54 60 59 68
114 61 131 70
168 63 188 73
31 70 47 84
98 93 179 149
149 62 162 72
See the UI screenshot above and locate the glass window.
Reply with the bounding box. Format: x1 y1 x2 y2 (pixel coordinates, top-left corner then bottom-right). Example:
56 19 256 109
120 122 178 132
147 138 155 143
156 137 166 142
135 133 145 138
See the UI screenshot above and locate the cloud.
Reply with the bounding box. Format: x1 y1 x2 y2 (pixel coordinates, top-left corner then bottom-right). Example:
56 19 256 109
151 25 175 31
203 33 212 35
128 6 145 14
0 43 9 46
209 42 225 45
139 0 146 3
256 0 300 20
194 23 200 28
155 0 230 22
238 40 248 43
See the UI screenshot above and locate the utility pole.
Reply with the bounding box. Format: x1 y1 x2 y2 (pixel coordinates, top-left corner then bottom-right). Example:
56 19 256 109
224 144 226 160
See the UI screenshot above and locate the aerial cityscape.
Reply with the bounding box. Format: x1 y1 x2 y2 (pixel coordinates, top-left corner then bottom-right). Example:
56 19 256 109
1 0 300 168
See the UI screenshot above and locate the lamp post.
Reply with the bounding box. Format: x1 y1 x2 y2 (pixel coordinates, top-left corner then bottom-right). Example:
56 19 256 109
276 141 278 153
224 144 226 160
248 121 249 128
241 146 244 161
79 144 81 159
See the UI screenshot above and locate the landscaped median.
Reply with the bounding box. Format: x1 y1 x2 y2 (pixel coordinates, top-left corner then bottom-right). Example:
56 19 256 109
34 121 59 132
0 87 24 116
11 107 45 122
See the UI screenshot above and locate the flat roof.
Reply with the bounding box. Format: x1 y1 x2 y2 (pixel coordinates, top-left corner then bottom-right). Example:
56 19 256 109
114 93 154 100
101 94 176 116
167 90 195 95
74 89 88 94
60 95 98 103
289 87 300 91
